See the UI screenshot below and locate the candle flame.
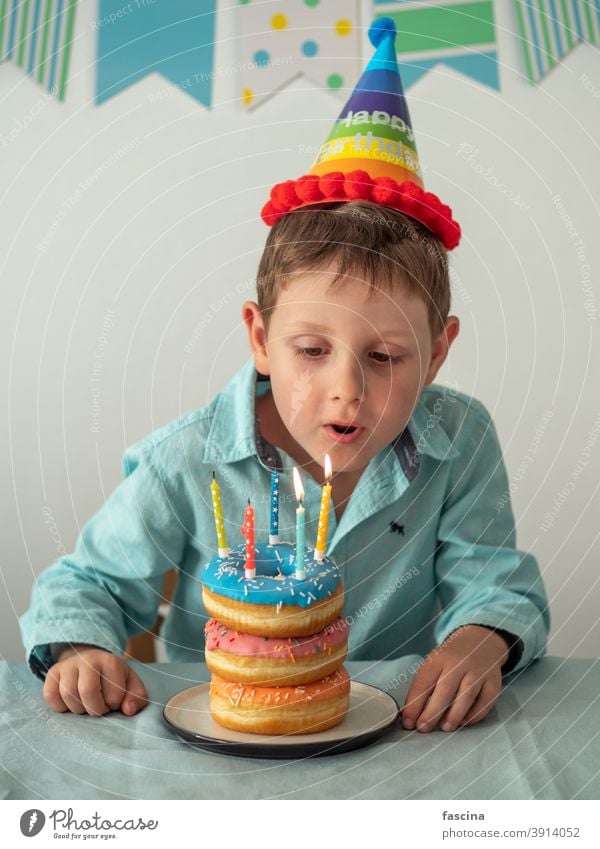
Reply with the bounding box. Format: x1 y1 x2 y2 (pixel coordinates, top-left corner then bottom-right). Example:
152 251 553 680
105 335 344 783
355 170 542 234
324 454 332 481
292 466 304 502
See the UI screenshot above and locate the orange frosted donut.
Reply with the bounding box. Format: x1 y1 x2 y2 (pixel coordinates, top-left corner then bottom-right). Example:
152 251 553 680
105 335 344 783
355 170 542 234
209 667 351 735
201 542 344 638
204 617 348 686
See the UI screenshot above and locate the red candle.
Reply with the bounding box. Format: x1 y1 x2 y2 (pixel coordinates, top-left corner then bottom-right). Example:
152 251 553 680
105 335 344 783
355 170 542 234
241 498 255 579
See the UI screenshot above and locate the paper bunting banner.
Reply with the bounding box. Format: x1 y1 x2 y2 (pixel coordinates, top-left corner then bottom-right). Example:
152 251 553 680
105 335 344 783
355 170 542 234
236 0 362 109
514 0 599 83
95 0 216 107
372 0 499 90
0 0 78 100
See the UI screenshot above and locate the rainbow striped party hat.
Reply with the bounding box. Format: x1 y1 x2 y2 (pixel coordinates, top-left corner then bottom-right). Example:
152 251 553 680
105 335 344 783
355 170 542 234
261 17 461 250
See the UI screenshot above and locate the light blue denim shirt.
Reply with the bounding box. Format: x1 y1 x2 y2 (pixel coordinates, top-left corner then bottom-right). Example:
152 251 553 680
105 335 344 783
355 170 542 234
20 359 549 680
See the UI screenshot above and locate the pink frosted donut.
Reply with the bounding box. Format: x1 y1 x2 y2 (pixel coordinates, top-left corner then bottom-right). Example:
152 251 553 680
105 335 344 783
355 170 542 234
204 617 348 686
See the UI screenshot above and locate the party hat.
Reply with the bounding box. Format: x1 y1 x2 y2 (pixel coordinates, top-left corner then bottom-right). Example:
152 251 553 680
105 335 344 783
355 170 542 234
261 17 461 250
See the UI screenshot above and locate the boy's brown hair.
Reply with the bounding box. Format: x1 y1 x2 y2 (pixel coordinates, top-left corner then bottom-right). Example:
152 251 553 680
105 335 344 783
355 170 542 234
256 199 451 339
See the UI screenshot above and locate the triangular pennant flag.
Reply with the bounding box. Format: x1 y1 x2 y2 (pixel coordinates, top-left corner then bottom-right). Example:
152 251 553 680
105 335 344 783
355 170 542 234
514 0 600 84
0 0 78 101
236 0 362 109
95 0 216 106
373 0 499 90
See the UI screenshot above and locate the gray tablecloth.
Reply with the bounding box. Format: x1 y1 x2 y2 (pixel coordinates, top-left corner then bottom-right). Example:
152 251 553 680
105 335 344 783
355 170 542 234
1 656 598 799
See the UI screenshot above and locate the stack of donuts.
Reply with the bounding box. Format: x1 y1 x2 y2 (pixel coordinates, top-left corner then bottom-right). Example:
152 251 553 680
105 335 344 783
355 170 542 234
201 541 350 735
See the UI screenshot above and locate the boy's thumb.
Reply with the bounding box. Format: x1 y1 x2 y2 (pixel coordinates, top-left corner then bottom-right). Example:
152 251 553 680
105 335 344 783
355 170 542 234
123 698 140 715
122 669 148 715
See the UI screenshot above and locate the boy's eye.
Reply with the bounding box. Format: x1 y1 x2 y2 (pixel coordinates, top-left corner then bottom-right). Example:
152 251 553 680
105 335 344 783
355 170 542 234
369 351 396 364
295 347 324 358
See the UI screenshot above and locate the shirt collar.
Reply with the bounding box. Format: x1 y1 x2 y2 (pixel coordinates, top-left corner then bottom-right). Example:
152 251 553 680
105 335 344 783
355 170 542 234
404 389 460 464
202 358 261 465
203 358 458 473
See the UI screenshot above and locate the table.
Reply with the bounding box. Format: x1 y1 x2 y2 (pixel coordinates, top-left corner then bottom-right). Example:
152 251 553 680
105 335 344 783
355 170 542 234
1 657 598 799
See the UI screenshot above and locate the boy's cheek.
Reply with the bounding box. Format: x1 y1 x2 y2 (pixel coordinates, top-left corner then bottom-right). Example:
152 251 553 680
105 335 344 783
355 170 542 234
283 390 319 426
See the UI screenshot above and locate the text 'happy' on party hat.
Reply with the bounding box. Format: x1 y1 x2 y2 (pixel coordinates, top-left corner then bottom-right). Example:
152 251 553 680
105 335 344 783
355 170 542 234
261 16 461 250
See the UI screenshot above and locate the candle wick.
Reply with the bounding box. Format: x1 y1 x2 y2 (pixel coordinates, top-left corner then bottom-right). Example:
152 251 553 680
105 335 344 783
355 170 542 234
212 470 216 480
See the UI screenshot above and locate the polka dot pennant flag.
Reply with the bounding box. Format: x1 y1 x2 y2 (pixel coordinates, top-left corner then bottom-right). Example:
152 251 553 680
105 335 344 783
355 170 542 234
0 0 79 101
514 0 600 84
372 0 499 91
236 0 361 109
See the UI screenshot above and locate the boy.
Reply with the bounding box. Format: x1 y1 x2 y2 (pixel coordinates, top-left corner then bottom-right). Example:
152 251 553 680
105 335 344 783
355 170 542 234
20 18 549 732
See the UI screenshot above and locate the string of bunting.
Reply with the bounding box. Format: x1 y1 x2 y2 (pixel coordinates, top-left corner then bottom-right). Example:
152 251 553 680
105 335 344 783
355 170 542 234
2 1 597 108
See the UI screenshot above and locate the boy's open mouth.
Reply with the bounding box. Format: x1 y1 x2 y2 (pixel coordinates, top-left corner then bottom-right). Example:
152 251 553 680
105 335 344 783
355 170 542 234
324 423 365 444
331 424 357 434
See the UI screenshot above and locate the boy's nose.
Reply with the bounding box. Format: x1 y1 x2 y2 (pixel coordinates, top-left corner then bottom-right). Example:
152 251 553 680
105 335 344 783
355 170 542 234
329 357 365 404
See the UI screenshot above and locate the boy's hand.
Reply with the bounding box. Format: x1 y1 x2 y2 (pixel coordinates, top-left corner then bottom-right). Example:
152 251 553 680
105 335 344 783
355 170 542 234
402 625 509 733
43 644 148 717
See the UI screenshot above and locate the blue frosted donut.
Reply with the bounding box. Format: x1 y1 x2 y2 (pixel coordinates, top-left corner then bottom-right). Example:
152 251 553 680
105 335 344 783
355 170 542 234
201 542 340 607
200 542 344 638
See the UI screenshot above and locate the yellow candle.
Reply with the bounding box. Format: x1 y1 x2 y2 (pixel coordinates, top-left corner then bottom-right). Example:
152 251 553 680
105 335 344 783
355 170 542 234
315 455 332 561
211 471 229 557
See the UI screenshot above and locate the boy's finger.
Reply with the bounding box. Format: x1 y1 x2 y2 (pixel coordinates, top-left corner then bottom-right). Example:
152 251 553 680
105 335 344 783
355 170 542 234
43 669 68 713
99 657 129 711
58 667 86 714
77 665 110 716
440 674 482 731
461 679 499 727
121 667 149 716
402 662 440 729
413 670 462 732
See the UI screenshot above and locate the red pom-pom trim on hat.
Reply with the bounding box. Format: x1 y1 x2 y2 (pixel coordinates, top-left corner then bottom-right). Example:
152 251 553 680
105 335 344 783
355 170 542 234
270 180 300 212
295 174 323 203
261 200 284 226
318 171 346 199
261 172 461 250
371 176 402 206
344 170 373 200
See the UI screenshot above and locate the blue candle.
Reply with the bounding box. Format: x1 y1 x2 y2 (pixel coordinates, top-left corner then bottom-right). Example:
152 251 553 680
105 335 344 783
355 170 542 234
269 470 280 545
292 467 306 580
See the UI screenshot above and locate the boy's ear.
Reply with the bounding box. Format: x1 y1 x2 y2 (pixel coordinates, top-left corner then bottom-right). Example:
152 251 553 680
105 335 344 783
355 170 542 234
424 315 460 385
242 301 270 375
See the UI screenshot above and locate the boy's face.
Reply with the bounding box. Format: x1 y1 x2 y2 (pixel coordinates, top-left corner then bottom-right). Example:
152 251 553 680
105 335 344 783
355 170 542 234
243 265 459 478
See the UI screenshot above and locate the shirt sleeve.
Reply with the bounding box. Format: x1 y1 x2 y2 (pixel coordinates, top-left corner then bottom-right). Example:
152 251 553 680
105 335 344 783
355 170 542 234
433 402 550 674
19 443 190 680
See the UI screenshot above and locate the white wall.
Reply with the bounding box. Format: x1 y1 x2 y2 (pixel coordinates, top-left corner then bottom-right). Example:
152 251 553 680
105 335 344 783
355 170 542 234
2 3 599 661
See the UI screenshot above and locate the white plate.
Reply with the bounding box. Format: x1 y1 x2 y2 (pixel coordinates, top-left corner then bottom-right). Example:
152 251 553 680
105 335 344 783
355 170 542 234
163 680 400 758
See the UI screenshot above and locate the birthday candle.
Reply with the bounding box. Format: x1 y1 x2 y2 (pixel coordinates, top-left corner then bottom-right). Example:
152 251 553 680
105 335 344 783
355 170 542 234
292 467 306 580
241 498 255 579
269 470 280 545
211 471 229 558
314 454 332 562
